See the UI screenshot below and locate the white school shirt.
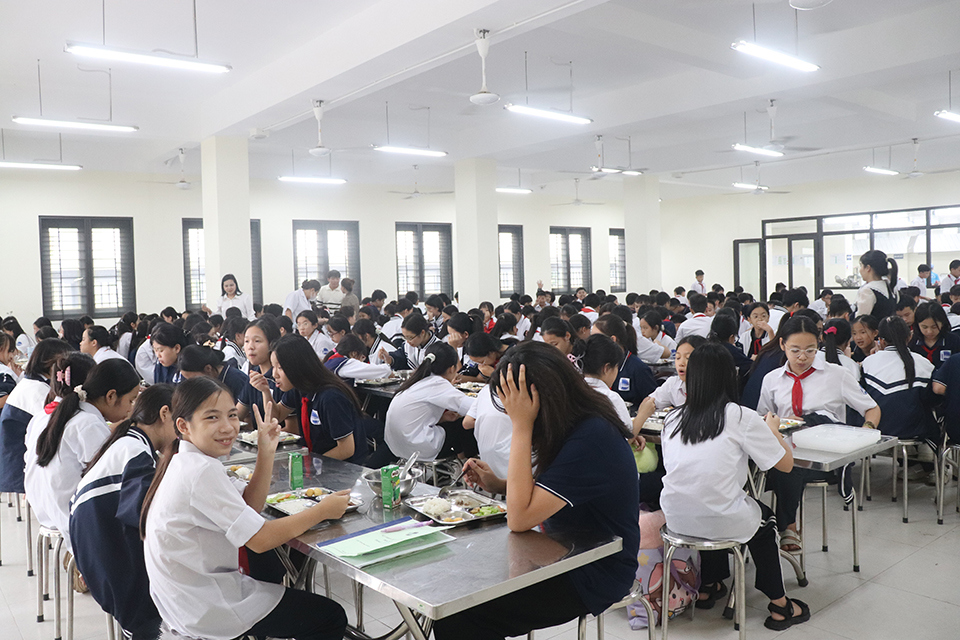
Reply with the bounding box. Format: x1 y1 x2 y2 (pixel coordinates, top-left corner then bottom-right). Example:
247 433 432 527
809 299 828 319
757 362 877 422
738 318 752 337
93 346 127 364
675 314 712 341
941 273 959 296
135 340 158 385
217 340 247 367
651 376 686 410
738 328 771 357
283 289 313 318
334 358 392 381
636 334 667 363
368 335 392 366
689 281 707 295
306 330 336 360
116 332 133 361
580 309 599 324
317 285 344 311
466 387 513 478
144 440 283 640
585 376 631 429
911 276 928 293
652 331 677 355
816 349 860 382
676 295 689 307
516 316 532 340
0 363 21 388
661 403 785 543
15 333 36 356
861 348 934 395
384 376 474 461
214 292 255 320
768 307 788 334
381 315 404 342
24 402 111 550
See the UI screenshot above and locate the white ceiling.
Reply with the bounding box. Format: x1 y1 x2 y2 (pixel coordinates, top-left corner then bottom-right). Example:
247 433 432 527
3 0 960 199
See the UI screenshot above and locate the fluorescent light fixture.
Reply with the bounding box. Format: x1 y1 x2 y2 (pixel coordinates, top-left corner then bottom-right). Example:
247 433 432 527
590 166 621 174
732 143 783 157
65 42 231 73
935 110 960 124
0 161 82 171
496 187 532 194
12 116 138 133
732 182 766 190
278 176 346 185
373 146 447 158
863 166 899 176
731 40 819 72
621 170 643 176
504 103 592 125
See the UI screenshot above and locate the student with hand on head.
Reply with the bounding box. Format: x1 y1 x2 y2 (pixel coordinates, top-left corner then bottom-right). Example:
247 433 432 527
283 279 321 320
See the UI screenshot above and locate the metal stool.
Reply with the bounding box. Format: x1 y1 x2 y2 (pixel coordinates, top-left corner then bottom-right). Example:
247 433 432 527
660 525 745 640
36 525 71 640
415 457 461 487
797 481 829 574
526 580 656 640
937 442 960 525
892 439 936 523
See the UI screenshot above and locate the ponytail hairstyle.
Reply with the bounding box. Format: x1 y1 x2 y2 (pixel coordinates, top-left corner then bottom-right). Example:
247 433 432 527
85 384 175 474
398 342 460 393
38 357 139 467
446 312 483 338
25 338 71 380
332 334 368 361
351 318 379 342
641 311 664 334
822 318 852 366
708 314 739 343
593 313 639 356
115 312 139 339
568 313 592 338
524 306 560 341
178 345 226 374
59 319 84 350
489 313 518 339
188 321 214 346
1 316 26 340
878 315 916 386
218 317 248 348
150 323 189 349
87 325 114 350
860 249 898 298
400 312 430 337
581 334 624 377
271 334 362 413
913 302 950 341
140 376 232 538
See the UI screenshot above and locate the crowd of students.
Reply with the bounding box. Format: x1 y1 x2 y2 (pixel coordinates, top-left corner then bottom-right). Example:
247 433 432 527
2 250 960 639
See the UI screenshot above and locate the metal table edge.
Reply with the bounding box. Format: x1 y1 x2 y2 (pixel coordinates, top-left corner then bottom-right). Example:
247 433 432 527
790 434 899 472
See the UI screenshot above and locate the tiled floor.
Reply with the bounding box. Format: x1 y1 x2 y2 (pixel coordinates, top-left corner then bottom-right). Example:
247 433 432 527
3 461 960 640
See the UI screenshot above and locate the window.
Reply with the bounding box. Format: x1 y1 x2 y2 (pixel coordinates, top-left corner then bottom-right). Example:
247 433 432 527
549 227 592 294
292 220 361 295
182 219 265 309
395 223 453 297
609 229 626 293
498 225 524 297
40 217 135 320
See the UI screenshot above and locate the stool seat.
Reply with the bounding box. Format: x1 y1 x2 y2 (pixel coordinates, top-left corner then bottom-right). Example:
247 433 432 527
660 527 743 552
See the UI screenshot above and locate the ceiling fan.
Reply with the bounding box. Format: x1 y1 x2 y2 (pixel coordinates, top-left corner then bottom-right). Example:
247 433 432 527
761 99 819 153
725 162 790 195
308 100 332 157
551 178 604 206
153 148 192 189
902 138 960 179
469 29 500 106
388 165 454 199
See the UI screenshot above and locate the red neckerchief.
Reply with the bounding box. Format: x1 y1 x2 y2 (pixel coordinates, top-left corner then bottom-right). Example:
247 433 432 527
692 313 706 318
44 400 60 415
582 307 595 313
784 366 817 417
300 396 314 451
919 343 937 361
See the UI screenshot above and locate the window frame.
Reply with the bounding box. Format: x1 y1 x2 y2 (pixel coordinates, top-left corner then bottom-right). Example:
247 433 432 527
549 226 592 294
395 222 454 298
608 228 626 293
498 225 525 298
292 220 362 297
182 218 265 310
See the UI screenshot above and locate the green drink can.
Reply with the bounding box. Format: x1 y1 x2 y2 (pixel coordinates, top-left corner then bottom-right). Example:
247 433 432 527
289 452 304 490
380 464 401 509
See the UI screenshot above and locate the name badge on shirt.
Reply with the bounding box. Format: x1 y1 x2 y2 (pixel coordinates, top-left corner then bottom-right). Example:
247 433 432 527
943 350 952 362
618 378 631 392
310 409 321 425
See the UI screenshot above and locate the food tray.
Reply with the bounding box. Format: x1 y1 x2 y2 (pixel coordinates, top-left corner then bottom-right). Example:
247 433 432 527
356 377 401 387
265 488 363 516
404 491 507 526
653 358 675 366
456 382 486 393
779 418 804 432
226 464 254 481
236 431 301 447
642 419 664 433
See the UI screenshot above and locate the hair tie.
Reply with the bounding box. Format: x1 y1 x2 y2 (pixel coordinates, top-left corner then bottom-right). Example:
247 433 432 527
64 366 71 387
73 385 87 403
824 326 837 335
424 353 436 363
56 370 64 383
202 339 216 349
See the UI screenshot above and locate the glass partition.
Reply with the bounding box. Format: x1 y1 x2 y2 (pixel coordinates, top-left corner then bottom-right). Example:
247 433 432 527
874 210 926 229
931 207 960 226
765 238 789 296
822 233 869 290
823 214 869 232
874 229 927 284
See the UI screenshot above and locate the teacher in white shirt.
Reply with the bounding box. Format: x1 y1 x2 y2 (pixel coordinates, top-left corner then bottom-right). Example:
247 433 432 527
203 274 255 320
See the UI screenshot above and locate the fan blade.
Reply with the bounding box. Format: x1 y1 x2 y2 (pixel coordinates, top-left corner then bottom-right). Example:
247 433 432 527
924 168 960 175
402 195 416 200
580 201 606 205
782 145 820 152
387 190 414 195
551 202 575 206
422 191 454 196
766 190 791 194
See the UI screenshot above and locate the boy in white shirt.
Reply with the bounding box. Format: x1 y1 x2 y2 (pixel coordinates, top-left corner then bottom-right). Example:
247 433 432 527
690 270 707 295
939 260 960 296
808 289 832 319
317 270 344 311
911 265 932 301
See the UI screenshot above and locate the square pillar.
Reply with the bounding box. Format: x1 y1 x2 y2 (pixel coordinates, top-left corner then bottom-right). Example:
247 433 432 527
455 158 500 307
624 175 662 292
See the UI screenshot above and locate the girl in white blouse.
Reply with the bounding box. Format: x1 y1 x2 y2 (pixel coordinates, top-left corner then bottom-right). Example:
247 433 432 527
141 377 349 640
580 334 632 430
203 274 255 320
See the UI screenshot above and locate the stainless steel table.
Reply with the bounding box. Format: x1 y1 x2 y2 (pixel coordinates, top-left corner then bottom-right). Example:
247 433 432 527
266 455 623 640
219 441 305 466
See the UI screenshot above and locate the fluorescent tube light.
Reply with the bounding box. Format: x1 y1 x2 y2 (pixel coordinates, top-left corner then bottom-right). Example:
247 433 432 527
621 170 643 176
732 143 783 157
65 42 231 73
496 187 532 194
732 182 766 190
373 146 447 158
278 176 346 185
12 116 138 133
935 110 960 124
504 103 592 125
731 41 820 72
863 166 899 176
0 161 82 171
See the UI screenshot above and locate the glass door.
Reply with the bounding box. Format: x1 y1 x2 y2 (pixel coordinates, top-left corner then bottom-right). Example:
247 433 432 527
734 239 762 298
789 236 818 294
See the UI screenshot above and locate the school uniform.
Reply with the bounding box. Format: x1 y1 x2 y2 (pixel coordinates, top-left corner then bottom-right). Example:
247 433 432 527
580 308 598 324
387 334 439 371
856 280 895 319
675 313 712 341
0 363 18 397
217 339 246 369
135 340 157 385
214 292 255 320
939 273 959 296
911 276 928 294
768 306 788 333
652 330 677 355
585 376 631 429
218 365 250 403
861 348 936 439
909 332 960 371
380 315 405 346
613 354 658 406
651 376 686 409
809 299 829 319
306 329 336 360
153 363 180 385
317 285 344 312
662 319 677 339
635 334 666 364
368 334 392 366
282 288 313 318
238 366 293 416
934 356 960 444
384 376 474 461
24 401 111 550
324 353 391 386
15 333 36 356
739 327 771 359
69 427 161 639
516 316 532 340
465 387 512 478
689 281 707 295
0 376 48 493
94 346 128 364
117 332 134 362
294 388 368 464
483 318 495 333
817 349 859 381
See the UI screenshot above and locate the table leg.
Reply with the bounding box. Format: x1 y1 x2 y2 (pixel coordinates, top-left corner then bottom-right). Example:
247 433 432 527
851 488 860 572
354 580 365 632
395 604 431 640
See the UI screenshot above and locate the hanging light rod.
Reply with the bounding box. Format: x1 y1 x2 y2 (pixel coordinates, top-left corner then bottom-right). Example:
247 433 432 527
373 145 447 158
504 104 592 125
730 41 819 72
732 143 783 157
732 182 766 190
278 176 346 185
12 116 138 133
64 42 231 73
496 187 532 194
863 166 899 176
0 160 82 171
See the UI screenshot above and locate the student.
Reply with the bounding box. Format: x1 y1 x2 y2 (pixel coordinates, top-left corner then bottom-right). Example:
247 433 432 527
710 313 751 386
151 323 189 384
827 296 853 322
69 384 177 640
381 313 439 371
339 278 360 314
2 316 36 356
463 332 517 382
933 350 960 446
384 343 474 461
634 336 706 436
660 342 808 630
423 295 445 334
316 270 344 312
740 302 775 360
141 377 349 640
479 301 496 333
216 316 248 368
25 357 140 549
939 259 960 296
326 316 351 345
489 313 519 341
322 334 391 385
369 289 388 313
579 295 600 324
271 335 368 464
862 316 936 440
857 250 898 319
820 318 859 381
851 315 880 363
690 270 707 295
675 293 713 340
238 316 294 423
60 318 85 351
381 299 413 345
295 310 334 360
580 334 631 430
179 345 249 402
541 317 585 367
443 342 639 640
591 314 657 405
134 319 163 384
913 264 932 301
0 333 21 409
201 274 255 320
352 319 392 367
283 279 322 319
443 312 485 379
114 312 140 362
758 316 880 553
909 301 960 370
809 289 833 319
896 296 917 334
568 314 592 343
639 311 677 355
81 325 127 364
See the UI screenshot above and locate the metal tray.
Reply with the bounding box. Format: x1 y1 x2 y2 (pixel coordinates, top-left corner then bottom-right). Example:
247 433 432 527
265 488 363 516
356 377 401 387
226 464 254 481
404 490 507 526
236 431 301 447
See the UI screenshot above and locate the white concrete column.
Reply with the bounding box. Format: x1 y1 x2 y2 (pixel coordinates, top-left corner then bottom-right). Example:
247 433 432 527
454 158 499 307
623 175 662 292
201 136 252 306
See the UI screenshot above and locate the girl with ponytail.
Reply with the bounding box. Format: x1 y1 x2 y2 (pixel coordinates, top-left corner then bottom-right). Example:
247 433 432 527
856 249 898 319
385 342 475 461
25 356 140 549
352 318 391 366
380 312 440 371
820 318 859 381
590 313 658 406
151 323 189 384
179 345 249 402
70 384 177 640
216 316 248 368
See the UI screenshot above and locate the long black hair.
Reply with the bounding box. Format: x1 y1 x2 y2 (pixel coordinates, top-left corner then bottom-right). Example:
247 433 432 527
272 334 362 413
115 312 139 339
25 338 71 380
709 314 740 343
463 332 508 359
489 313 518 339
1 316 26 339
398 342 459 393
351 318 379 342
581 334 624 377
85 384 175 474
246 315 282 344
446 312 483 337
878 315 916 386
400 312 430 337
60 319 84 350
914 302 950 341
593 313 639 355
525 306 560 341
331 334 368 360
860 249 898 299
87 325 114 350
221 273 242 296
38 356 139 467
822 318 852 366
218 317 248 347
327 316 351 337
178 345 226 373
489 342 627 476
670 342 740 445
150 323 189 349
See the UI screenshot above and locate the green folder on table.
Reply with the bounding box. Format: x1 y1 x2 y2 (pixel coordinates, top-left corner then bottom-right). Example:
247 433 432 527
322 525 455 568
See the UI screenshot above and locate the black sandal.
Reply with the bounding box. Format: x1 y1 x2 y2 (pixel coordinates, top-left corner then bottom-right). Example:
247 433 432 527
764 597 810 630
695 581 728 610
